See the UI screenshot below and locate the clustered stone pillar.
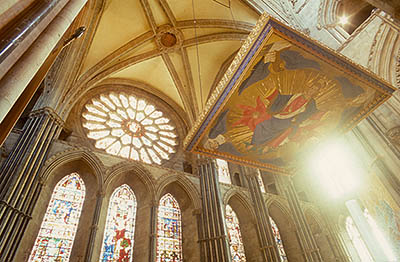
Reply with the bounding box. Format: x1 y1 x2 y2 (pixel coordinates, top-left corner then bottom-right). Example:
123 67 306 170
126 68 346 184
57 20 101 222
197 158 231 262
276 175 323 261
322 215 351 261
150 200 158 262
0 0 88 124
0 107 63 261
244 168 280 261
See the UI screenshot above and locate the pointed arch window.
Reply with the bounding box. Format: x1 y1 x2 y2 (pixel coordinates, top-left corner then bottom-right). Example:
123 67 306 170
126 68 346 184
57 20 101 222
29 173 85 262
269 216 288 261
345 216 373 261
225 205 246 261
156 193 183 262
100 184 137 262
217 159 231 184
363 209 395 260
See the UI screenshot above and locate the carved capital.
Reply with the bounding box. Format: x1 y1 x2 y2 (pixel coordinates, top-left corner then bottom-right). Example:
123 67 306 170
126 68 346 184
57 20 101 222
386 126 400 146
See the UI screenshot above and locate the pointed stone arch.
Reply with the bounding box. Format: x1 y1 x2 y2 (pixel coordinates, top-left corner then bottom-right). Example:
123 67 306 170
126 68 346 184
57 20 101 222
224 190 261 261
155 173 201 262
19 148 104 261
267 198 303 261
155 173 201 210
96 161 155 261
41 147 105 188
304 207 336 261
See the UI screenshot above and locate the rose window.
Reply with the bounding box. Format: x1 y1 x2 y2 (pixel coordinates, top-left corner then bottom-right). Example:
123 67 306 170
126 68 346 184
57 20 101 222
82 93 177 164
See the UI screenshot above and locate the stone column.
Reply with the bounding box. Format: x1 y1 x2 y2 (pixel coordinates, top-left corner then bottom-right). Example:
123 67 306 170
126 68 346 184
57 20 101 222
0 107 63 261
0 0 88 123
0 0 70 80
84 189 105 261
149 200 158 262
197 158 231 262
322 216 351 261
244 168 280 261
276 175 323 261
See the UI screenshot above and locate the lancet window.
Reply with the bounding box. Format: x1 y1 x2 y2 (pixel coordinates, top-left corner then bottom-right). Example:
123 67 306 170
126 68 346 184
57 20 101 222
269 216 287 261
100 184 137 262
217 159 231 184
156 193 183 262
225 204 246 261
28 173 85 262
345 216 373 262
82 92 177 165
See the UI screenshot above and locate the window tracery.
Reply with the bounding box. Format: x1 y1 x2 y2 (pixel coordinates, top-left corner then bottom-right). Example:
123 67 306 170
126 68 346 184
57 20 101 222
29 173 85 262
100 184 137 262
82 92 177 165
225 205 246 261
269 216 287 261
345 216 373 262
156 193 183 262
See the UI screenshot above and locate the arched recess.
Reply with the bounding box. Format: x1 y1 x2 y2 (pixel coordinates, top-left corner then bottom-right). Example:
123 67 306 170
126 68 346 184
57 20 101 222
225 191 262 261
316 0 349 45
367 20 400 88
155 174 201 261
92 162 155 261
305 209 336 261
268 200 303 261
15 149 103 261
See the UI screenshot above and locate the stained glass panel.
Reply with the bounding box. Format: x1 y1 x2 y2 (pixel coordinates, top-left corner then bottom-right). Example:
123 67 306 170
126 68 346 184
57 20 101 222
364 209 395 261
82 93 177 165
100 184 137 262
29 173 85 262
217 159 231 184
225 205 246 261
156 193 183 262
345 216 373 262
269 216 287 261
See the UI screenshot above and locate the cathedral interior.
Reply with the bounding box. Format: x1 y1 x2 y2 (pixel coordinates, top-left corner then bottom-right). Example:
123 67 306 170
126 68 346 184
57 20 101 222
1 0 400 261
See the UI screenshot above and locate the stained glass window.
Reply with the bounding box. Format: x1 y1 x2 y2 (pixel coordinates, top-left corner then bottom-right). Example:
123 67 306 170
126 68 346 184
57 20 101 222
29 173 85 262
225 205 246 261
156 193 183 262
82 92 177 165
217 159 231 184
363 209 395 260
345 216 373 262
100 184 137 262
269 216 287 261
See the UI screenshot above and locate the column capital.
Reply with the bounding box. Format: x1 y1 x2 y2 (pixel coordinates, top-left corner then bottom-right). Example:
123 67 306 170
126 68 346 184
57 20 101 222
29 107 64 127
196 157 216 167
193 208 202 215
97 190 106 198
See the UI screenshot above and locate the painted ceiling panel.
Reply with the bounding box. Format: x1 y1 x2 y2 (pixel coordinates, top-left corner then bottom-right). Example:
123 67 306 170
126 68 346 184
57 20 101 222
111 56 184 109
81 0 151 74
147 0 171 26
187 40 242 110
166 0 258 23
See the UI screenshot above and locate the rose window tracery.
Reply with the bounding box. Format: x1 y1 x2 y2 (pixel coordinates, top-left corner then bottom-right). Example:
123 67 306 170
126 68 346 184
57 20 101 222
82 92 177 164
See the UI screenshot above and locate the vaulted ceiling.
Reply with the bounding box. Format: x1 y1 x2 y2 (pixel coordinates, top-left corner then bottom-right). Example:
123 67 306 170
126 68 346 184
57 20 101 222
77 0 259 124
